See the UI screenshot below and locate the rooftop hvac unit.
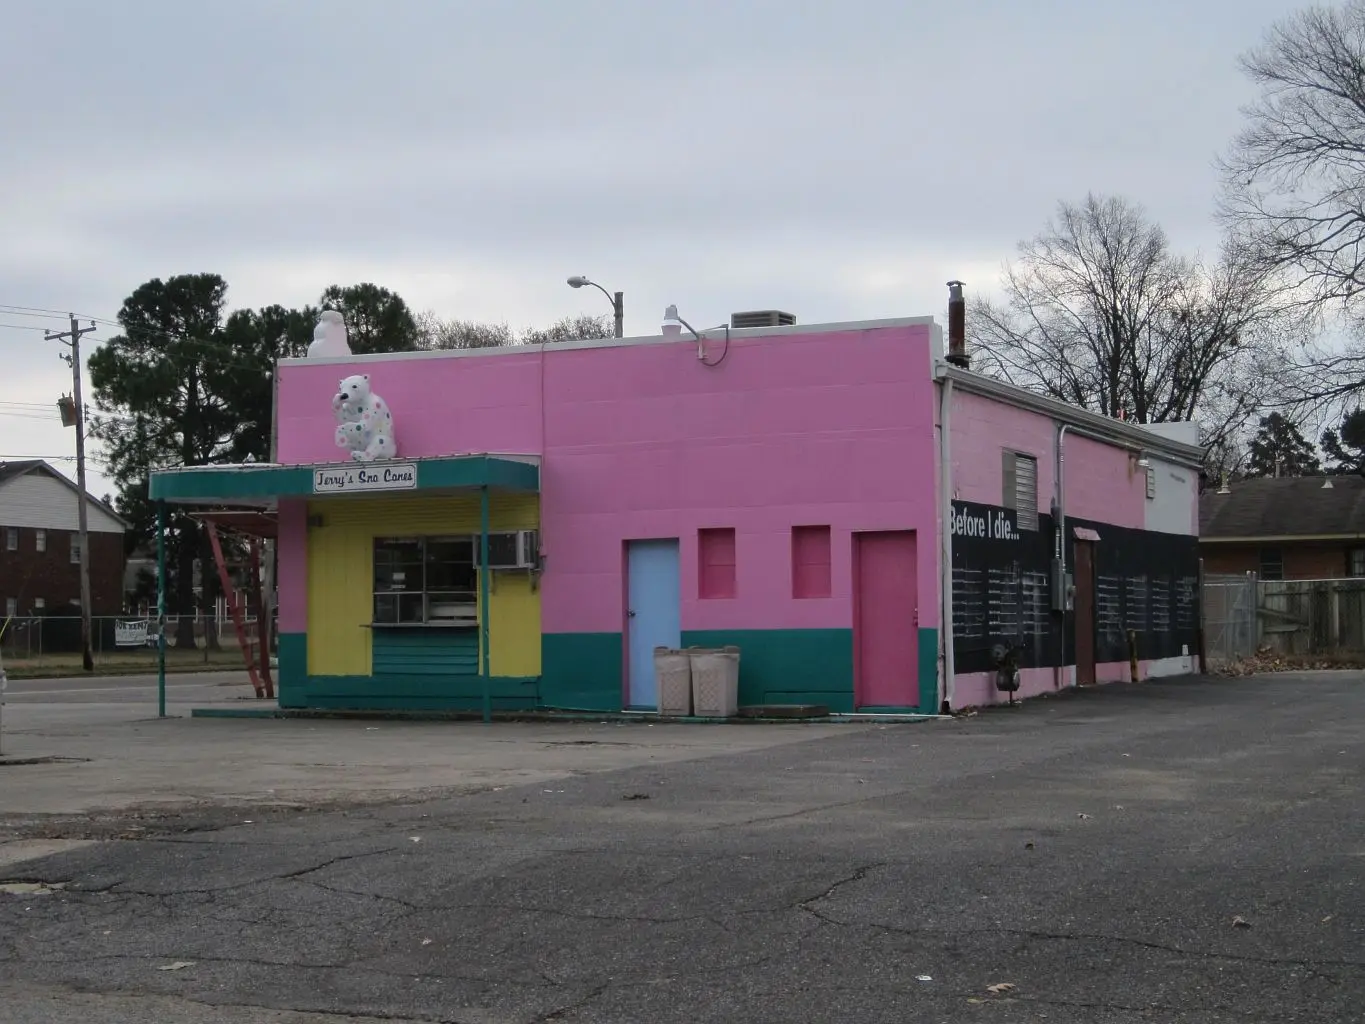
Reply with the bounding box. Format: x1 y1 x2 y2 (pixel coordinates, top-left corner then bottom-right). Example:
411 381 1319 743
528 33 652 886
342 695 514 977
730 310 796 329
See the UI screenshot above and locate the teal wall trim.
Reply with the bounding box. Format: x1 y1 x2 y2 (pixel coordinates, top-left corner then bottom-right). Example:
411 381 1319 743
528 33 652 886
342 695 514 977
918 627 939 714
278 633 307 708
372 628 478 676
682 629 854 714
302 673 538 711
540 632 623 710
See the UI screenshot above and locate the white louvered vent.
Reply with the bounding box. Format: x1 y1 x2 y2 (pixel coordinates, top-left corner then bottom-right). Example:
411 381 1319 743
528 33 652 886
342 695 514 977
1002 451 1039 531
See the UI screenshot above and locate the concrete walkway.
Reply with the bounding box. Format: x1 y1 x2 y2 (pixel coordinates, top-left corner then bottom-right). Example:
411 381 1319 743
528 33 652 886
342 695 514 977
0 670 867 822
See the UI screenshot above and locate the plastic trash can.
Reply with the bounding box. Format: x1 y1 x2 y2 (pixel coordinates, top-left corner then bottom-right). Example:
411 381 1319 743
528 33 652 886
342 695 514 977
654 647 693 716
689 646 740 718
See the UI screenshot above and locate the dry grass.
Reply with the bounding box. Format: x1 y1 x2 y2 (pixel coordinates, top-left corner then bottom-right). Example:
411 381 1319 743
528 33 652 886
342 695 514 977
2 647 249 678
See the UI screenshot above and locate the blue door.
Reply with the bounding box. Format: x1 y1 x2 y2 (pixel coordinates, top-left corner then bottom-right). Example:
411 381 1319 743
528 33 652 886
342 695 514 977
626 539 681 709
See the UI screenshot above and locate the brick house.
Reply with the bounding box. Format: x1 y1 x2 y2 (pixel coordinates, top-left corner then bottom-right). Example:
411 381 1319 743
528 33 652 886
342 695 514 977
0 460 127 619
1199 475 1365 580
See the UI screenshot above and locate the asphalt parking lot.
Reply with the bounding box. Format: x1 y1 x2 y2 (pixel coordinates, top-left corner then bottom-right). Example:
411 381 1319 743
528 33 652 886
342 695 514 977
0 671 1360 1022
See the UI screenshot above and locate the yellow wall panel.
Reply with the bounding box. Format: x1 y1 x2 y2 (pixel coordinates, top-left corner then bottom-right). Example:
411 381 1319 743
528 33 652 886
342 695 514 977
487 572 542 677
305 493 541 678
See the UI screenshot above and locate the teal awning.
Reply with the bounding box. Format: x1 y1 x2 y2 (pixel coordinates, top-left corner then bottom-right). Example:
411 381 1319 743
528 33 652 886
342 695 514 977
149 454 540 506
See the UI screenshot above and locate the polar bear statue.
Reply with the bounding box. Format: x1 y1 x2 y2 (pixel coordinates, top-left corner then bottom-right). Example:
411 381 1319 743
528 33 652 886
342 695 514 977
333 374 398 462
308 310 352 358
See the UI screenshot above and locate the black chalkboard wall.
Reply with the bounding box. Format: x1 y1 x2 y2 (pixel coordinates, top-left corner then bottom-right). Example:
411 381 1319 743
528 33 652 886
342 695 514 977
949 499 1199 675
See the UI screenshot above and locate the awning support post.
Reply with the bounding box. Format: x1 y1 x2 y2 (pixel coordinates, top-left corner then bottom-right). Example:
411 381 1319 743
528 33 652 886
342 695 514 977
479 484 492 725
157 501 167 718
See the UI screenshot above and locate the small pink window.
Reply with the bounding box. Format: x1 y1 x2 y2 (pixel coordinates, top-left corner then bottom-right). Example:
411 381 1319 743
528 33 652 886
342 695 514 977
792 526 832 599
698 528 736 599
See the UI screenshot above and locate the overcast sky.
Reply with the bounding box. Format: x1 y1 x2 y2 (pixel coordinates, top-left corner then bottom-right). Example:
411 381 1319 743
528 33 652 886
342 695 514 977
0 0 1306 496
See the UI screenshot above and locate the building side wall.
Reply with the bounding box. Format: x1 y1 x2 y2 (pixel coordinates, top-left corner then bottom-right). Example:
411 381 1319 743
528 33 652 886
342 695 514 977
0 472 124 533
1201 541 1356 580
274 494 540 709
0 528 124 616
277 325 941 712
947 389 1200 709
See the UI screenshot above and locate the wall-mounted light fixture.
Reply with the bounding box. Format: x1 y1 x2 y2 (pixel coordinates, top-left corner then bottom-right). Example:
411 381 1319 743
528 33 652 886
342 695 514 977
661 304 730 367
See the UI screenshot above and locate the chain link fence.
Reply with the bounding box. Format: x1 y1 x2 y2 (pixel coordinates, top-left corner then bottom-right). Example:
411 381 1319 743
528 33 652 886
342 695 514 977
1201 573 1365 665
1202 573 1258 667
0 615 259 672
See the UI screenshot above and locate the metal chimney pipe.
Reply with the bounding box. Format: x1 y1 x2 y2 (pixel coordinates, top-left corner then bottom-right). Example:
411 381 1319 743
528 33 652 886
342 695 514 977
946 280 969 368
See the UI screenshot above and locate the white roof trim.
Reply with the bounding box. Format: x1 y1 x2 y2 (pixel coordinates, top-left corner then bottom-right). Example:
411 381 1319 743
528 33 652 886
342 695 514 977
279 316 939 367
939 366 1206 468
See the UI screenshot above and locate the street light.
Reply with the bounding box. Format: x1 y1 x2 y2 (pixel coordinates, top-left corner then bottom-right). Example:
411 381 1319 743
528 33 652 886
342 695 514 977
567 275 623 338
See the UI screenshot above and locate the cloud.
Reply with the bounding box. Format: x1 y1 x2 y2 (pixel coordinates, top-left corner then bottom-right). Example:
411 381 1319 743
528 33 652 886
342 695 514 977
0 0 1306 499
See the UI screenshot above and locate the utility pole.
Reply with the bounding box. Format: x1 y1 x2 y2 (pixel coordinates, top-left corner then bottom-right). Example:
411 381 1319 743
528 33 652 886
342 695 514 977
46 316 98 673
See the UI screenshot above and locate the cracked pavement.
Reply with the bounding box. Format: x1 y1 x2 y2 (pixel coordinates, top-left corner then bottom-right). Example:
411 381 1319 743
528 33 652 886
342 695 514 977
1 672 1362 1021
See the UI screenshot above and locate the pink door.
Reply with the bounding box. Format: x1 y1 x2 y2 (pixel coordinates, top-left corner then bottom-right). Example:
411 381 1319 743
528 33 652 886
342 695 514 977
853 531 919 709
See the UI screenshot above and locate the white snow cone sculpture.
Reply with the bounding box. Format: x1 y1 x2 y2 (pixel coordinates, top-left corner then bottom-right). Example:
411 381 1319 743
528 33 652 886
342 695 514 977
332 373 398 462
308 310 352 358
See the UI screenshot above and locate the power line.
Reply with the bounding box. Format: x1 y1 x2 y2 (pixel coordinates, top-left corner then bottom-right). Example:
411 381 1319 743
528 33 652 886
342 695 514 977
0 308 70 321
0 321 59 332
0 303 114 326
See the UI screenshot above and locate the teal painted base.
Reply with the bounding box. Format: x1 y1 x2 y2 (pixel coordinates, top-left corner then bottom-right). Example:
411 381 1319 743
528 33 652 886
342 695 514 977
539 632 622 711
682 629 855 714
277 629 536 712
918 627 940 713
278 633 307 708
277 625 940 715
302 674 538 711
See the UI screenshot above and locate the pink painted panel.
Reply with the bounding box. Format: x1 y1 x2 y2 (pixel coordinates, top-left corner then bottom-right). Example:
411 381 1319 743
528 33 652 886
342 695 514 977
276 325 942 634
854 531 919 707
948 391 1147 530
276 500 307 634
953 660 1144 708
1064 434 1145 529
949 391 1056 507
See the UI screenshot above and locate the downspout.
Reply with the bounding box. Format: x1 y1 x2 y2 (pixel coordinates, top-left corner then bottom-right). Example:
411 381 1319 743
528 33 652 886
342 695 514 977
939 375 955 713
1054 423 1070 691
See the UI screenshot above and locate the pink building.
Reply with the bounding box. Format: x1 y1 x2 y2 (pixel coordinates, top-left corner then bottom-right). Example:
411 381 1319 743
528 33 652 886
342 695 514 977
151 296 1204 715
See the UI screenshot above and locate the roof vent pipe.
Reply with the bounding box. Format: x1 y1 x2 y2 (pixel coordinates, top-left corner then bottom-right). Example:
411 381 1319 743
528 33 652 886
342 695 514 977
946 280 969 368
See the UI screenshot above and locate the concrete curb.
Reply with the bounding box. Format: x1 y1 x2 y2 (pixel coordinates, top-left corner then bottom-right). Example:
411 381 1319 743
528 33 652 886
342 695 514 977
190 706 934 726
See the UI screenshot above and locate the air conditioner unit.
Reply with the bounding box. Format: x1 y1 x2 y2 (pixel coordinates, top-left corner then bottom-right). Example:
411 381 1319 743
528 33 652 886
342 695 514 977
730 310 796 329
482 530 539 569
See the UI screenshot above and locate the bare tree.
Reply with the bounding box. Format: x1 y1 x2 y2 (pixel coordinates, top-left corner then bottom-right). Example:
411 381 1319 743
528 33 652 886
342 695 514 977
971 194 1295 463
1221 1 1365 323
417 311 613 350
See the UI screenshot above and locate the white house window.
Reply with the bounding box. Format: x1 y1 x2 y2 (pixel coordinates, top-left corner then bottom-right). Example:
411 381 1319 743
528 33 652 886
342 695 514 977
4 597 15 618
4 528 16 551
1002 451 1039 531
1259 547 1284 581
1349 548 1365 577
35 529 46 552
70 535 82 564
33 597 44 611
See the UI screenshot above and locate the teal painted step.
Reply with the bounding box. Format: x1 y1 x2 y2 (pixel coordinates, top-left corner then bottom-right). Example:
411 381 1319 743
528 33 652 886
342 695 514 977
278 633 307 709
682 629 855 714
372 628 478 676
540 632 622 711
